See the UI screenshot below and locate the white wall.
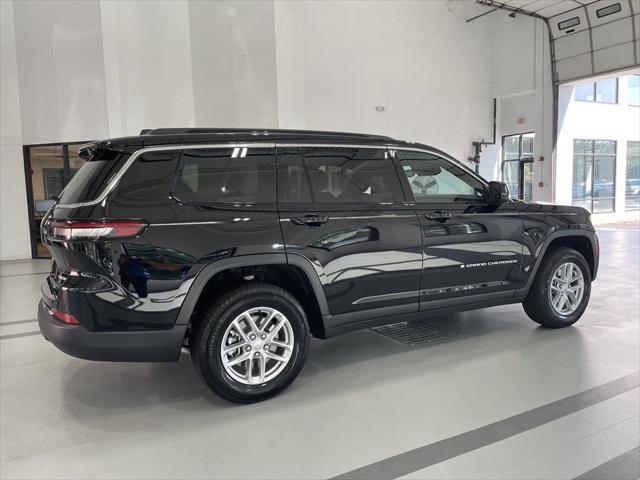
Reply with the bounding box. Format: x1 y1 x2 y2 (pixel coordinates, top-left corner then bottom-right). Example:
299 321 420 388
100 1 196 137
274 0 494 161
188 0 279 128
13 0 109 145
479 13 555 204
1 0 31 260
0 0 550 261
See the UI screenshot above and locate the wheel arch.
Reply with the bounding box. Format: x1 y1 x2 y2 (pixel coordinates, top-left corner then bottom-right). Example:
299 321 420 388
524 229 598 293
176 253 329 338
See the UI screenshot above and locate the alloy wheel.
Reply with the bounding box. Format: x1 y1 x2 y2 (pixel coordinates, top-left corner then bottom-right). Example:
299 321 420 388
549 261 585 315
220 307 294 385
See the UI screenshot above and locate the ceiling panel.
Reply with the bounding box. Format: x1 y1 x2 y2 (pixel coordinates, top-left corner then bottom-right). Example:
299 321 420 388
533 1 582 17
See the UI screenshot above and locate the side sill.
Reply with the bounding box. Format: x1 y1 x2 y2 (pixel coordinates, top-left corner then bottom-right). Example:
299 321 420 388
418 290 517 311
323 296 524 338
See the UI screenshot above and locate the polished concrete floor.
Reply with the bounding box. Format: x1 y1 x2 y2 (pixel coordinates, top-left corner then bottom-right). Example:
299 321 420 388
1 226 638 480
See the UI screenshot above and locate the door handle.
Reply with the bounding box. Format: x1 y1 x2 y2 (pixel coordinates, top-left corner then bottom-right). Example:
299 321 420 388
424 211 452 222
290 214 330 227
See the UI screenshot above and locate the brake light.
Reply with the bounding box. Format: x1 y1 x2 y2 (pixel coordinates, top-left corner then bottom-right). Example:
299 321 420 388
51 309 80 325
51 220 147 240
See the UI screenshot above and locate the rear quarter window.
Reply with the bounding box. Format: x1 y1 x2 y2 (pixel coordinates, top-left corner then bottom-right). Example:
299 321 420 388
111 150 180 205
172 147 276 204
58 149 129 205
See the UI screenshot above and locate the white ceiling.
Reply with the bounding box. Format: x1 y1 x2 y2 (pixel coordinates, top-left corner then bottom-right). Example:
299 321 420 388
476 0 640 83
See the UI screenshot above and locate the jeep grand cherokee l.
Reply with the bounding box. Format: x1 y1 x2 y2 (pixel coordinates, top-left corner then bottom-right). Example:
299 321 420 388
38 128 599 403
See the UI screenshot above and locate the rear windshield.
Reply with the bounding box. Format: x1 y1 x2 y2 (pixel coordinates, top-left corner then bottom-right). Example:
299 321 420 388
58 149 129 205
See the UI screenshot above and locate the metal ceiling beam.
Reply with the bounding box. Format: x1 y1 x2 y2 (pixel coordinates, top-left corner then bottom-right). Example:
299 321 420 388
475 0 548 20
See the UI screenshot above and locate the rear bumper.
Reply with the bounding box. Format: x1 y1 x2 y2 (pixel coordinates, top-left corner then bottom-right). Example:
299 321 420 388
37 300 187 362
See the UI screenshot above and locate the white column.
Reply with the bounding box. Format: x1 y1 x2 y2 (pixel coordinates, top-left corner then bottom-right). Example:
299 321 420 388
1 0 31 260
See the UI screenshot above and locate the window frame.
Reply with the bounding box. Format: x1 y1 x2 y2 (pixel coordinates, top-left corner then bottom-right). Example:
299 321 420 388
595 3 621 18
572 139 617 213
22 140 94 259
574 78 618 104
625 140 640 211
392 147 488 204
627 75 640 107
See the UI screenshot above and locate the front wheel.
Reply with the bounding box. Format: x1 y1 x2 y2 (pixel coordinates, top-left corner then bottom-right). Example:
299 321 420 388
523 247 592 328
191 283 310 403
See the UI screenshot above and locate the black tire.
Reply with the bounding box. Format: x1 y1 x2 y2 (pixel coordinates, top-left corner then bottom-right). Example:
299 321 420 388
191 283 310 403
523 247 591 328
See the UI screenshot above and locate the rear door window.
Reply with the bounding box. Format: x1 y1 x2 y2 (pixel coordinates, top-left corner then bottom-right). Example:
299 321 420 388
57 149 129 205
172 147 276 205
297 147 403 203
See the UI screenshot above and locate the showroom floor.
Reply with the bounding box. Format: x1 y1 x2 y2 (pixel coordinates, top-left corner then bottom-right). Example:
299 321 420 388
1 226 638 480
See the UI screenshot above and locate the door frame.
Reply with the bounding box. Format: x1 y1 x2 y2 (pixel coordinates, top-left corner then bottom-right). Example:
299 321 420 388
501 132 535 201
22 140 92 259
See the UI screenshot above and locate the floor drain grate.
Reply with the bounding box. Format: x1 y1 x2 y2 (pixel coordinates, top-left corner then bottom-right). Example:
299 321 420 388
371 319 458 346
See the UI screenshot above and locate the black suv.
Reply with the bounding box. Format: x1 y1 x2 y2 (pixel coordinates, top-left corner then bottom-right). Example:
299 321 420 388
38 129 599 403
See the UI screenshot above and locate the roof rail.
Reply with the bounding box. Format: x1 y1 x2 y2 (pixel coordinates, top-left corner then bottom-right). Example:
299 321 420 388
140 128 394 141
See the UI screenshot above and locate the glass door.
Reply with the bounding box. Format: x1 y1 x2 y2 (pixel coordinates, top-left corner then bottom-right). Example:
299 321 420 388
502 133 535 201
24 141 90 258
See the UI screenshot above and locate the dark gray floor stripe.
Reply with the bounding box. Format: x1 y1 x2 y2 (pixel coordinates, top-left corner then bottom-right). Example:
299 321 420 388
0 331 41 340
330 372 640 480
0 318 37 326
574 446 640 480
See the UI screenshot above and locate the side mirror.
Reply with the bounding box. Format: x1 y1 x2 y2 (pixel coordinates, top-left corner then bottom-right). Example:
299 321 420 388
486 181 510 203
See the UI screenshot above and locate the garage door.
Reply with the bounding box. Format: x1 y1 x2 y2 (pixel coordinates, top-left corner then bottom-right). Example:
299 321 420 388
477 0 640 83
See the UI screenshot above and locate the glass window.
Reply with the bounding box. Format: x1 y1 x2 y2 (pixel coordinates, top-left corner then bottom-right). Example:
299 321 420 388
173 147 276 204
300 147 403 203
572 139 616 213
277 148 313 203
67 143 86 182
596 3 621 18
595 78 617 103
114 151 180 204
501 133 535 201
575 82 594 101
522 161 533 201
627 75 640 107
396 150 485 202
574 79 618 104
25 141 94 258
558 17 580 30
503 160 520 199
58 148 128 205
626 141 640 211
503 135 520 160
521 133 534 157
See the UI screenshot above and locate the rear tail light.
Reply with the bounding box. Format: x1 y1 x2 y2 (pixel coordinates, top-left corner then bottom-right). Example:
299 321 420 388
51 220 147 240
51 309 80 325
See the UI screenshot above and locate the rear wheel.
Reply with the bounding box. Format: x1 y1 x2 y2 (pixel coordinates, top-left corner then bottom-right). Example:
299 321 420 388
523 247 591 328
191 283 310 403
